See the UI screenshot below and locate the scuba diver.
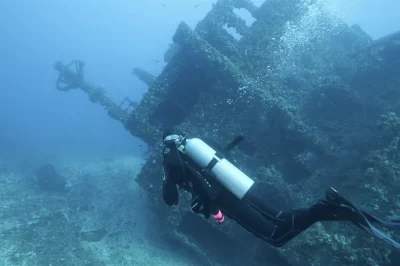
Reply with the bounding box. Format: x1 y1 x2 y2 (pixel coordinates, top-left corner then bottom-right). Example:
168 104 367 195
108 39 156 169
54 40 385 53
162 129 400 248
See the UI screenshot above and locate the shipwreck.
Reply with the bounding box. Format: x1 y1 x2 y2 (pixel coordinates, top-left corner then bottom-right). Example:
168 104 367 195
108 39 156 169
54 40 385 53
54 0 400 265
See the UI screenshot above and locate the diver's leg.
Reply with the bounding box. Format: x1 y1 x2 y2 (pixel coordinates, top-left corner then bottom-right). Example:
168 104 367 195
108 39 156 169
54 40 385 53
241 184 286 221
294 188 400 249
217 191 311 247
246 187 366 226
243 185 313 225
239 185 400 248
244 185 362 226
241 186 375 245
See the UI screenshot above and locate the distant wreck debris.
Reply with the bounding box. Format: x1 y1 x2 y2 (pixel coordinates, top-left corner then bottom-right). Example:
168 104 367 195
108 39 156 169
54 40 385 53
132 67 155 87
36 164 67 192
119 96 137 114
54 60 134 124
54 60 85 91
53 0 400 265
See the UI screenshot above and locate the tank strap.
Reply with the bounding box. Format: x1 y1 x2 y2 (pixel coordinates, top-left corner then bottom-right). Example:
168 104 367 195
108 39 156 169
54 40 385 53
206 152 224 170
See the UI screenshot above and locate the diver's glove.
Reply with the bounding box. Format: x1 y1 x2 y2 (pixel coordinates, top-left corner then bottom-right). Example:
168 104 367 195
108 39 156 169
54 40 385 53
191 195 211 219
191 196 225 223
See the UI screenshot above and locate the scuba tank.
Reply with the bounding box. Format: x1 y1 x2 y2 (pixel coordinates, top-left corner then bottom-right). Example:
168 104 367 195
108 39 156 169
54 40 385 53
184 138 254 200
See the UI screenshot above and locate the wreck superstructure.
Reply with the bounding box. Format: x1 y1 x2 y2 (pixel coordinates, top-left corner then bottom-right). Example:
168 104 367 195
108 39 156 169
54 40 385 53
54 0 400 265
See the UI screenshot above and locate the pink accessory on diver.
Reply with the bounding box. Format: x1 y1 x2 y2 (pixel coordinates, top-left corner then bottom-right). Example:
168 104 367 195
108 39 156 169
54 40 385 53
212 210 225 223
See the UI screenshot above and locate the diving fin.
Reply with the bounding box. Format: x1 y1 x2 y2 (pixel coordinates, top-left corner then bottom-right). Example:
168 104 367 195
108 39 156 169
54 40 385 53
321 188 400 249
369 223 400 249
361 211 400 229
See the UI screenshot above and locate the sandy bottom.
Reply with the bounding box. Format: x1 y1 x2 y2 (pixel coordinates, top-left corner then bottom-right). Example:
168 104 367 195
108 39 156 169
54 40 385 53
0 155 196 266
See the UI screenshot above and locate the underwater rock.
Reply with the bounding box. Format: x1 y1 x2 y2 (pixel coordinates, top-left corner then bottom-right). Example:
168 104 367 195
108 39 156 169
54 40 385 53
35 164 67 192
79 228 107 242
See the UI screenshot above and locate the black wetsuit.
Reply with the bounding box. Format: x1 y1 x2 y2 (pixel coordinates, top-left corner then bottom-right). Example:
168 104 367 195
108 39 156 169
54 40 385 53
162 136 400 248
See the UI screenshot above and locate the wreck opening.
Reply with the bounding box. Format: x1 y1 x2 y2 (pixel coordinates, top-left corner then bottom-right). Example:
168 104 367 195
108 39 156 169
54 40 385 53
233 7 256 27
223 24 243 41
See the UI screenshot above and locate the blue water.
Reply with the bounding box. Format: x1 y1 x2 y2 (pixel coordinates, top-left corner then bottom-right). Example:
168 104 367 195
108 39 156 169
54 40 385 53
0 0 399 265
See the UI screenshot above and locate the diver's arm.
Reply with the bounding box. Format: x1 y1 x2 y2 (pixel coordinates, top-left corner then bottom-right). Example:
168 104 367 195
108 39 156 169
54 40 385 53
162 168 179 206
162 149 179 206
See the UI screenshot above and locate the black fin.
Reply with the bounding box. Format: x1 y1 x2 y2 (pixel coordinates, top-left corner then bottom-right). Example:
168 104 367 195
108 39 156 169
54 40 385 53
321 188 400 249
318 188 369 229
361 211 400 229
387 216 400 224
369 223 400 249
319 188 356 210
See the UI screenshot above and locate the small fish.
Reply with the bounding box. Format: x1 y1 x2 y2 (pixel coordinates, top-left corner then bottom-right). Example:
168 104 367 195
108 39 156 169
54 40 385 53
194 4 200 8
392 40 400 45
152 59 160 63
